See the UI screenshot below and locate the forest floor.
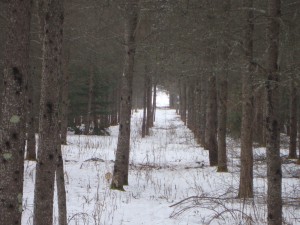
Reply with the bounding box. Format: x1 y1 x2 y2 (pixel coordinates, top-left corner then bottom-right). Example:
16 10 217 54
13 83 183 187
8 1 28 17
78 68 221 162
22 108 300 225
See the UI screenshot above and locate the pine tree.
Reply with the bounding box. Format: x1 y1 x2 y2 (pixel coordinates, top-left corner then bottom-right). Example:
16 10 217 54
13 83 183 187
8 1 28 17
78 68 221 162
0 1 32 224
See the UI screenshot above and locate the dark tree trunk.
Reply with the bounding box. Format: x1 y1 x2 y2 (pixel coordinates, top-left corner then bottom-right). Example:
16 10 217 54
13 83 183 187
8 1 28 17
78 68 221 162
217 0 230 173
187 79 195 132
26 70 37 160
254 88 266 146
181 78 187 125
152 81 157 122
142 72 147 138
194 79 201 144
33 0 64 224
111 86 119 126
60 49 71 144
238 0 254 199
288 79 297 159
56 135 67 225
146 71 152 135
111 0 139 191
85 64 94 135
0 1 32 224
205 73 218 166
199 73 207 146
266 0 282 224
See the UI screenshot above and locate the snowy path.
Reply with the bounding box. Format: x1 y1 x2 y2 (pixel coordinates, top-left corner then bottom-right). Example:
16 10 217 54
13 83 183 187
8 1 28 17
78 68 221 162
22 108 300 225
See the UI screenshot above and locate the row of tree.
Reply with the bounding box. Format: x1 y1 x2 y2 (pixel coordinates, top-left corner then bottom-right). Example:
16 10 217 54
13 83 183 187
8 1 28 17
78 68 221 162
0 0 298 225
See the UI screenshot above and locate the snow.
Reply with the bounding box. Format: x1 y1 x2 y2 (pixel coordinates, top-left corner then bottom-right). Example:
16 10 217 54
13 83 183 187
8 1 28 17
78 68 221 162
22 109 300 225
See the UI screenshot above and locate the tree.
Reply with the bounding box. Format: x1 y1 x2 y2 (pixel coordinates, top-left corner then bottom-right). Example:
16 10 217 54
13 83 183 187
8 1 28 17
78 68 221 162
0 1 32 224
205 48 218 166
25 69 37 160
238 0 255 198
111 0 140 190
217 0 231 173
266 0 282 223
33 0 64 224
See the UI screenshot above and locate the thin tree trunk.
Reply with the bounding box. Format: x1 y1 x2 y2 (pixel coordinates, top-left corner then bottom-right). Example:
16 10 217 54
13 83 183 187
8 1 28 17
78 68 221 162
142 72 147 138
195 79 201 144
146 71 152 135
288 79 297 158
238 0 254 199
288 19 297 159
181 78 187 125
85 64 94 135
152 81 157 122
26 70 37 160
33 0 64 224
187 79 195 132
0 1 32 224
56 135 67 225
60 49 71 144
254 88 265 146
199 72 207 146
111 0 139 191
111 87 118 126
266 0 282 224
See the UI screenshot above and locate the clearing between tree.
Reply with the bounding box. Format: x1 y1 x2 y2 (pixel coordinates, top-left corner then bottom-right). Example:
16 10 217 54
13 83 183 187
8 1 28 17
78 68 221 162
22 108 300 225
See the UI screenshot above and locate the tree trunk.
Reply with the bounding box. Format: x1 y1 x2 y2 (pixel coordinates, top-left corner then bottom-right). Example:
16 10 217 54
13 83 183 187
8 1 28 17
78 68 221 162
111 0 139 191
0 1 32 224
217 0 230 173
181 78 187 125
111 87 118 126
152 81 157 122
266 0 282 224
187 79 195 132
56 135 67 225
205 72 218 166
288 79 297 159
26 70 37 160
60 49 71 144
146 71 152 135
142 72 147 138
238 0 254 199
85 64 94 135
199 73 207 146
194 79 201 144
33 0 64 224
254 88 266 146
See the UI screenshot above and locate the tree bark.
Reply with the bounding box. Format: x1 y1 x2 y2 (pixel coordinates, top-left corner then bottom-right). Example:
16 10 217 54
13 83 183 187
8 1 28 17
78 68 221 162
0 1 32 224
288 79 297 159
142 71 147 138
26 69 37 160
205 72 218 166
111 0 139 191
181 78 187 125
85 64 94 135
60 49 71 144
152 81 157 122
56 136 67 225
238 0 254 199
199 72 207 147
33 0 64 224
146 70 152 135
217 0 230 173
187 79 195 132
266 0 282 224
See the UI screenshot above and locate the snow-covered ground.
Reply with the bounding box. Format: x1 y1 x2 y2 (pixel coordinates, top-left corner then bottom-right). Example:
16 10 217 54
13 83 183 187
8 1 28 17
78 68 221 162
22 108 300 225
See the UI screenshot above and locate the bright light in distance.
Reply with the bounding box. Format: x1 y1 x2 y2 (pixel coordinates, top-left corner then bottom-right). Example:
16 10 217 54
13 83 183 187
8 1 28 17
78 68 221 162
156 90 169 107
